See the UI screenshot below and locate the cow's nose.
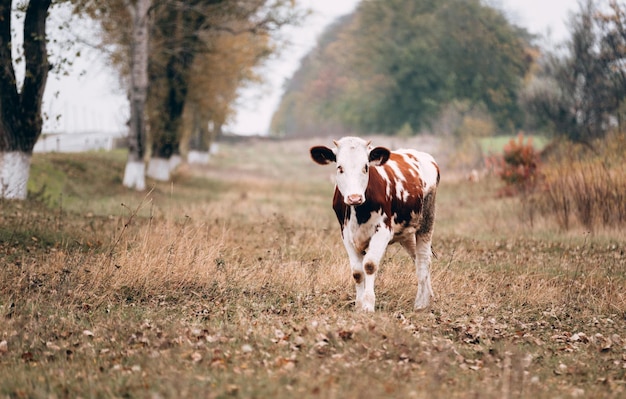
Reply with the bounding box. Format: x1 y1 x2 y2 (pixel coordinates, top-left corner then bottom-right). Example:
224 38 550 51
346 194 364 205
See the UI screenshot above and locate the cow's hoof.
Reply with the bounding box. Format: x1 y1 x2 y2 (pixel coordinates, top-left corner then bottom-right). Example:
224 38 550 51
360 305 375 313
356 301 375 312
359 293 375 312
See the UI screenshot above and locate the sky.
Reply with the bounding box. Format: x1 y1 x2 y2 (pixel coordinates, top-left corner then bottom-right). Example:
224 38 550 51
40 0 577 135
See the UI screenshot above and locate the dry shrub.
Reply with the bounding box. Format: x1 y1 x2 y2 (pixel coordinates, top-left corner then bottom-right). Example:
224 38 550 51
536 135 626 231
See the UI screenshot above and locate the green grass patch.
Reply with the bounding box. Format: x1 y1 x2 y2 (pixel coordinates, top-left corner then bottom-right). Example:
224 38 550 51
479 134 550 154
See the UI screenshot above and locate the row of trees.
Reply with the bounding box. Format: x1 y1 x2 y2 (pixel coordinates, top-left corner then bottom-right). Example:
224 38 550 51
270 0 533 137
272 0 626 146
0 0 304 198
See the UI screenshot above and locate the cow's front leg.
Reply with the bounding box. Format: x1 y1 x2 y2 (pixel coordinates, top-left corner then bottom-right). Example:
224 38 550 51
342 234 366 310
358 227 392 312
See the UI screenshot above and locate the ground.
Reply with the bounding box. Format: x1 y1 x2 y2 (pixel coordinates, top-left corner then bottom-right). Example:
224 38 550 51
0 136 624 398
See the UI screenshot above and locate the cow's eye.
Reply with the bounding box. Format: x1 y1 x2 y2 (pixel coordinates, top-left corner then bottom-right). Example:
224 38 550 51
337 166 344 174
363 165 369 174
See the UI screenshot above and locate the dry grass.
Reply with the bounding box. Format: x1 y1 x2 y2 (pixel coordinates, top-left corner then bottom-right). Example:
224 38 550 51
539 160 626 231
1 137 625 398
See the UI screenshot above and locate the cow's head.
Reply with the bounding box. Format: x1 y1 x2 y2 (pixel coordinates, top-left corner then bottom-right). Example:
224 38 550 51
310 137 390 206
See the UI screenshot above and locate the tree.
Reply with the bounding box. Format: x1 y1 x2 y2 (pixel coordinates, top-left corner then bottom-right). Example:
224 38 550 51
124 0 150 190
77 0 303 183
70 0 151 190
598 0 626 134
271 15 356 137
0 0 53 199
521 0 626 142
271 0 531 136
180 28 272 160
437 0 531 130
146 0 302 181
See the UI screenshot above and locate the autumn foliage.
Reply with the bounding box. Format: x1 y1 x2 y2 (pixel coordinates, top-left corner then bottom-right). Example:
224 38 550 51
487 133 541 196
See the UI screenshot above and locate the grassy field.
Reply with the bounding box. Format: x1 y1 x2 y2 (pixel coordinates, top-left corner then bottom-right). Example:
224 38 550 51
1 136 624 398
478 134 550 155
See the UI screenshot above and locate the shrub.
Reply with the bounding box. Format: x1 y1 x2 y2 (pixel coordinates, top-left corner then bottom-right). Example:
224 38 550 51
487 132 541 196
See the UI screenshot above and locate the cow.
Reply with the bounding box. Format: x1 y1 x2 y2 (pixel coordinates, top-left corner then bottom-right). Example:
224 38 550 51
310 137 440 312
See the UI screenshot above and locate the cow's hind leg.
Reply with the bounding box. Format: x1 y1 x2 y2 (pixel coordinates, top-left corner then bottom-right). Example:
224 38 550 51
414 189 436 310
414 235 433 310
400 235 432 310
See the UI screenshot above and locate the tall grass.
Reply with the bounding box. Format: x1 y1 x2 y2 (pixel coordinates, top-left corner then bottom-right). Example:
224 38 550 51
536 136 626 231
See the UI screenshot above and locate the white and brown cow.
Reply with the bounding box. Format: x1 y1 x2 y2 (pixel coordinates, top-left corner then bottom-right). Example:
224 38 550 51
310 137 440 312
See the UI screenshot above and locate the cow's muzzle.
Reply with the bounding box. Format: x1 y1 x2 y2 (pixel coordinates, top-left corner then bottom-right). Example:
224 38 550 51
346 194 364 206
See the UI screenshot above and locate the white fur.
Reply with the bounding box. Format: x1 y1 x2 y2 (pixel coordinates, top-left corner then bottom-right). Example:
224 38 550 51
333 137 371 204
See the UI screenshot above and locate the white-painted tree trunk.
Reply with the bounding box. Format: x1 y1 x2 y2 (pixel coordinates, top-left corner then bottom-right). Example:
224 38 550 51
187 150 210 164
122 0 150 191
169 155 182 172
147 157 170 181
122 160 146 191
0 152 32 200
146 156 181 181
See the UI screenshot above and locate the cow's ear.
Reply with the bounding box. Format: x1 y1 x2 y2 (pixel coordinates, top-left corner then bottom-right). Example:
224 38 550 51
310 146 336 165
369 147 390 165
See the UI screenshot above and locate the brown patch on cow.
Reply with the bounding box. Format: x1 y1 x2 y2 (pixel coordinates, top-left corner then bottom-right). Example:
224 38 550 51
355 237 370 255
375 155 424 228
364 261 376 275
404 152 419 162
353 271 363 284
332 188 349 230
396 160 415 180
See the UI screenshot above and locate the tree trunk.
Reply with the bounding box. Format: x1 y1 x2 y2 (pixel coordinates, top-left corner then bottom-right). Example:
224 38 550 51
123 0 150 191
0 0 52 199
0 152 31 199
147 5 198 181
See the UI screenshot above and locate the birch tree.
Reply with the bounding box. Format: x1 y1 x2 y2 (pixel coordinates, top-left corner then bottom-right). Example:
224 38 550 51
0 0 53 199
122 0 150 190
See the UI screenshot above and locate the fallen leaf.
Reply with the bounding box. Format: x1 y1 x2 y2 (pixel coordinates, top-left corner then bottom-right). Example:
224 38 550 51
46 342 61 351
593 333 612 351
569 332 589 343
191 352 202 363
338 329 354 341
226 385 239 395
